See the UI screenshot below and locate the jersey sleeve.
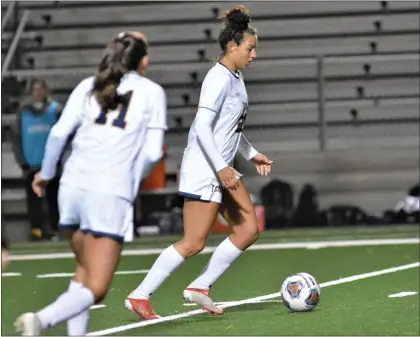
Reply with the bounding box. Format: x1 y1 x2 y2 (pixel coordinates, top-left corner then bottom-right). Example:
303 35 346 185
194 108 229 172
132 128 165 199
238 133 258 160
147 86 168 130
198 70 230 113
40 79 89 180
193 70 231 172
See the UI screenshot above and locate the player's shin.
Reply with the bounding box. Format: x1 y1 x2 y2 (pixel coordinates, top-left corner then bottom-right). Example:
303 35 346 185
187 237 243 290
128 244 185 299
67 280 89 336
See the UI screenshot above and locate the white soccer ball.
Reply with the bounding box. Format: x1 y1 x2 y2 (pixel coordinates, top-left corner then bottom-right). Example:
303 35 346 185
280 272 321 312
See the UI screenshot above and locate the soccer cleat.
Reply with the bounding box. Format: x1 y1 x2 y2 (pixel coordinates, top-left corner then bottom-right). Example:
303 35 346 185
183 288 224 315
15 313 42 336
125 298 161 320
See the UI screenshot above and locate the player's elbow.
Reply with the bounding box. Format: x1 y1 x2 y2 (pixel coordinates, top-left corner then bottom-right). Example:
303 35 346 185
150 149 163 163
146 146 163 164
49 124 69 140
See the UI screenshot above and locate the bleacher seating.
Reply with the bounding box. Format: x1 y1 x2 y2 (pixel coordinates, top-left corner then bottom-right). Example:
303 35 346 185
1 1 419 236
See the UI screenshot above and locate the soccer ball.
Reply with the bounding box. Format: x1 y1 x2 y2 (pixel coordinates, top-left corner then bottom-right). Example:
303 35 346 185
280 272 321 312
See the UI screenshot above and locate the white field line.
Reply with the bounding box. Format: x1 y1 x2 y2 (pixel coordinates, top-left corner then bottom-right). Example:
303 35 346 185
87 261 419 336
90 304 106 310
388 291 418 298
1 272 22 277
36 270 150 278
36 272 74 278
9 238 419 261
182 299 282 307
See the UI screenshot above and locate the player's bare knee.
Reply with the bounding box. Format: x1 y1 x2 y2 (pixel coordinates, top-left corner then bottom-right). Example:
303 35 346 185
240 211 259 241
248 227 259 244
235 222 259 244
184 240 206 257
178 238 206 257
85 282 109 303
243 223 259 242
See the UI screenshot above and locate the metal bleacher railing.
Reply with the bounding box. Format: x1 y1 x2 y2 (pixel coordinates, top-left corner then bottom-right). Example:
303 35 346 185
1 1 16 33
1 9 30 80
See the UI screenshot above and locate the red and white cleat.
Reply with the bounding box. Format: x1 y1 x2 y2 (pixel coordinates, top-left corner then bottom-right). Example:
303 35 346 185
183 288 224 315
125 298 161 320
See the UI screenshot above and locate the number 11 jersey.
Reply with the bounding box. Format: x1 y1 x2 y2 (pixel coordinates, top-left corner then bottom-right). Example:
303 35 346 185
59 72 167 202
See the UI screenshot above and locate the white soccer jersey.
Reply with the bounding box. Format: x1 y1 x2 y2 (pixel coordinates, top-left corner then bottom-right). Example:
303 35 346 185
40 71 167 202
180 62 249 179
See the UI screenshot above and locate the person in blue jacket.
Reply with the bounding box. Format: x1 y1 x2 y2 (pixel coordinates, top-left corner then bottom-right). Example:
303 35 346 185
11 79 62 241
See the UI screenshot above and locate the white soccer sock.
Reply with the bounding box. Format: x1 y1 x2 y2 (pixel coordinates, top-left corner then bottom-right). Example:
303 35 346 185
36 286 95 330
129 245 185 299
67 280 89 336
188 238 243 290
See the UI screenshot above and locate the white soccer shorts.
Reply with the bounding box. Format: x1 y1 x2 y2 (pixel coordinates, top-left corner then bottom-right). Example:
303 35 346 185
58 184 132 242
178 173 223 203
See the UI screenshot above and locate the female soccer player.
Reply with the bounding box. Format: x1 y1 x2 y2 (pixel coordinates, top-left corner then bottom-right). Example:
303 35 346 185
15 31 167 335
126 5 272 319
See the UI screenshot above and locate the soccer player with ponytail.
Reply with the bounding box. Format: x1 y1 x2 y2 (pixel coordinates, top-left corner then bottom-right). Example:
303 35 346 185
15 31 167 335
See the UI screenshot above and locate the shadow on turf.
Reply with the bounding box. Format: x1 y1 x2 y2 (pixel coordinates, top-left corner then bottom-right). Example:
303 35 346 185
116 302 323 335
121 302 306 329
224 302 280 313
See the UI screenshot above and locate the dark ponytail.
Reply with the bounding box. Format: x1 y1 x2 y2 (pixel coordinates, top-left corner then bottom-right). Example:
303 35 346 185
92 32 148 111
217 5 257 54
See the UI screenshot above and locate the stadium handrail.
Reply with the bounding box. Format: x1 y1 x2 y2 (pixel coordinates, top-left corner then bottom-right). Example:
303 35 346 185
3 52 419 79
1 10 30 81
1 1 16 33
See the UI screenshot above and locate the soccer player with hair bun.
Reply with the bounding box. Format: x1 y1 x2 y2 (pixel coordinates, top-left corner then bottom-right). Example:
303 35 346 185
126 5 272 319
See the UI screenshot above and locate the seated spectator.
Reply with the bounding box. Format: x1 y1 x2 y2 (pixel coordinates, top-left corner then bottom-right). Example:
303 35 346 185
11 79 62 241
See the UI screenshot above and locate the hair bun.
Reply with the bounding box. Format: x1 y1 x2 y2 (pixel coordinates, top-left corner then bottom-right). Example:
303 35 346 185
221 5 251 30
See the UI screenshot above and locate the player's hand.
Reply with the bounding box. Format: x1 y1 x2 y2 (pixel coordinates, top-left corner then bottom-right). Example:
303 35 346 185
218 167 242 190
250 153 273 176
32 172 47 198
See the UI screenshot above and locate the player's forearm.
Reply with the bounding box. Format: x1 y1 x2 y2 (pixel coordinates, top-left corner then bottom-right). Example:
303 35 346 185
39 103 82 181
141 129 165 178
238 133 258 161
39 132 68 180
133 128 165 194
141 151 163 179
195 108 228 172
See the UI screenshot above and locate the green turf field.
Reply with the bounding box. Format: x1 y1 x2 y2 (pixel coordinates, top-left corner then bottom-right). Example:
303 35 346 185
2 225 419 336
